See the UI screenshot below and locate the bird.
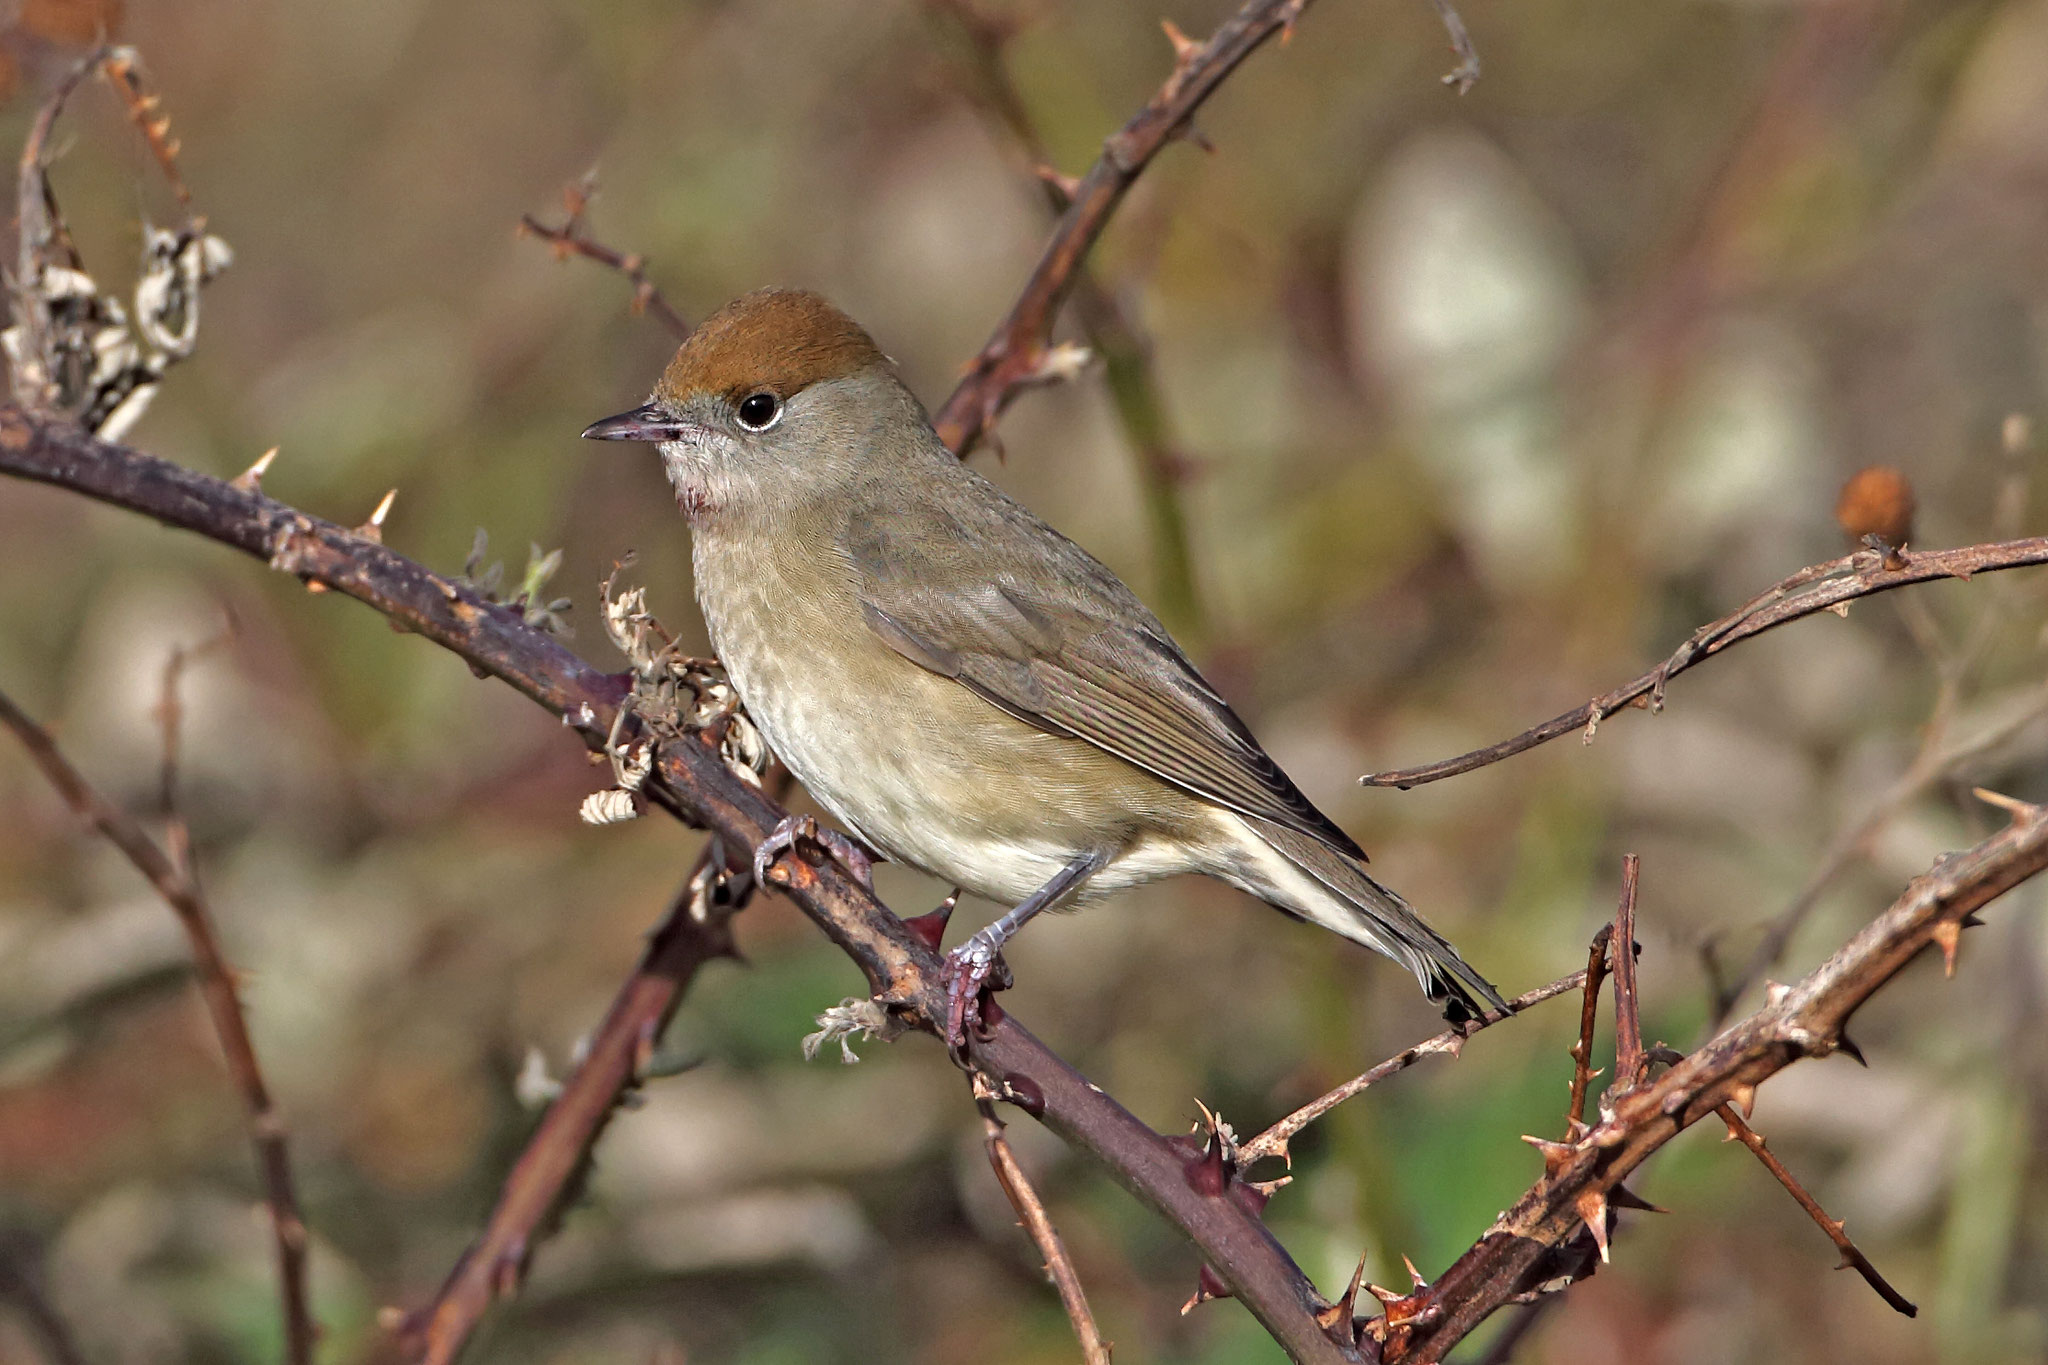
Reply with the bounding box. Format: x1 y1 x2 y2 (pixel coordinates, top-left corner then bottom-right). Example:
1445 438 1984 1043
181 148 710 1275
583 288 1504 1044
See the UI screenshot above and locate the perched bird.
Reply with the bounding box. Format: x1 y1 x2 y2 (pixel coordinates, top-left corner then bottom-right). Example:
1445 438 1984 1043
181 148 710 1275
584 288 1503 1043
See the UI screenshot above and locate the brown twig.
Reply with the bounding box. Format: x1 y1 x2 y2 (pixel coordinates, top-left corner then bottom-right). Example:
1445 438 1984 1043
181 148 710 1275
1240 971 1587 1168
1563 927 1612 1135
0 681 316 1365
519 176 691 341
1374 797 2048 1359
927 0 1207 635
0 411 1361 1365
401 850 749 1365
977 1085 1114 1365
1714 1102 1915 1316
931 0 1332 454
1711 677 2048 1025
1610 856 1645 1092
1361 537 2048 789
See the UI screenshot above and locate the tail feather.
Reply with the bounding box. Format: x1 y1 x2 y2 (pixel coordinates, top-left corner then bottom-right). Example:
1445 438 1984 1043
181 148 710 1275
1245 823 1507 1019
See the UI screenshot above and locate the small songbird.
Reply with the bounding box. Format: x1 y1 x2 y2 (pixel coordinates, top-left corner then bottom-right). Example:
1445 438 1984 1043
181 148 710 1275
584 288 1503 1043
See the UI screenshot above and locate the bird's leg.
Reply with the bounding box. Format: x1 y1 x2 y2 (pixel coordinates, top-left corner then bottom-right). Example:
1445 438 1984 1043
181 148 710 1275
752 814 877 892
943 849 1110 1049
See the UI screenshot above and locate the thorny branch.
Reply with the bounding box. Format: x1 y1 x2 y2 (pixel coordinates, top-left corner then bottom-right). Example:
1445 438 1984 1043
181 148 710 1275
8 21 2045 1363
930 0 1336 454
976 1083 1113 1365
399 855 750 1365
0 681 317 1365
1238 971 1586 1169
1610 856 1645 1092
1713 1101 1916 1316
1371 801 2047 1359
7 48 231 438
1711 672 2048 1025
927 0 1208 635
1361 536 2048 789
0 412 1360 1365
518 174 692 342
9 401 2040 1358
1563 927 1613 1135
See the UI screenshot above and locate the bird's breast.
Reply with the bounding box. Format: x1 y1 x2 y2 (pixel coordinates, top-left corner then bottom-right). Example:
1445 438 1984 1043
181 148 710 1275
688 524 1203 904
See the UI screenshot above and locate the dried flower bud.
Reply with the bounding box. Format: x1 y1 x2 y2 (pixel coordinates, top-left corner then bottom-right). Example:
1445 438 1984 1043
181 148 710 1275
1834 466 1915 547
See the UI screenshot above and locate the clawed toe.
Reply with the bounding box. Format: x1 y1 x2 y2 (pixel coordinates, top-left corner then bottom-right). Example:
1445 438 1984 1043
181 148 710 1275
940 934 1010 1050
752 815 878 891
753 814 813 886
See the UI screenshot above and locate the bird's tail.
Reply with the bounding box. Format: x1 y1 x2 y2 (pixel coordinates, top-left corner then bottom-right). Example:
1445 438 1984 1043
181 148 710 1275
1242 822 1507 1021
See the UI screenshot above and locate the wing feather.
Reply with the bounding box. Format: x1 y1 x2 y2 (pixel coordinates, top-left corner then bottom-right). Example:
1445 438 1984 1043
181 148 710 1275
849 490 1366 861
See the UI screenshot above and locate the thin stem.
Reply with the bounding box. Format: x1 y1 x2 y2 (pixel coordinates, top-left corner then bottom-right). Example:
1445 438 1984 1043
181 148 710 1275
977 1091 1113 1365
1361 538 2048 790
0 684 317 1365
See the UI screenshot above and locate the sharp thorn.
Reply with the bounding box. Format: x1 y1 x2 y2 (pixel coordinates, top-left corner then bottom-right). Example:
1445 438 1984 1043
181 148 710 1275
900 890 959 953
1610 1183 1666 1213
1929 920 1962 977
231 446 278 492
1971 786 2037 820
1160 18 1199 63
358 488 397 540
1577 1188 1612 1262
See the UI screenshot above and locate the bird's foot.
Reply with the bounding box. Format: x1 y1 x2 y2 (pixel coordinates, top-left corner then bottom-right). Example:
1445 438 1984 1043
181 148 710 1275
752 815 876 891
940 928 1013 1050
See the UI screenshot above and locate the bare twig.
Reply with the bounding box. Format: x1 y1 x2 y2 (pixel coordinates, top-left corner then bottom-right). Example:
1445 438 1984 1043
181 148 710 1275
1610 856 1644 1092
931 0 1335 454
1713 677 2048 1024
0 682 316 1365
927 0 1207 635
400 850 749 1365
1563 927 1612 1135
977 1085 1113 1365
1361 538 2048 789
1714 1102 1915 1316
1240 971 1587 1168
519 176 691 342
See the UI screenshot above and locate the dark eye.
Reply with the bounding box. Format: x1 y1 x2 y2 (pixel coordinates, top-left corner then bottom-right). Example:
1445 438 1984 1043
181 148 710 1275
736 392 781 431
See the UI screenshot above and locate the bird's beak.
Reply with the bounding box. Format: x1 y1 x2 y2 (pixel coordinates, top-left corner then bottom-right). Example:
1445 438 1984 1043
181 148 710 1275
581 401 689 442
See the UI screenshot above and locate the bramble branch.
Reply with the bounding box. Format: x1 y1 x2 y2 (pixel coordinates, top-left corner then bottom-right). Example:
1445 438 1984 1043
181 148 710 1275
0 410 1362 1365
976 1083 1113 1365
1376 796 2047 1358
0 681 316 1365
518 174 691 342
1361 537 2048 789
930 0 1334 454
399 861 746 1365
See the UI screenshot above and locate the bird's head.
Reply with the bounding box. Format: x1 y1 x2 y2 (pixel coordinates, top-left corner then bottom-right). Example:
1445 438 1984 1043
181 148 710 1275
582 288 932 521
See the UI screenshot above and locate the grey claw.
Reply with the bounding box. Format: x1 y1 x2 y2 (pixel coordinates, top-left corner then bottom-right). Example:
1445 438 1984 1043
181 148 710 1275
941 932 1004 1049
753 814 812 886
754 814 879 892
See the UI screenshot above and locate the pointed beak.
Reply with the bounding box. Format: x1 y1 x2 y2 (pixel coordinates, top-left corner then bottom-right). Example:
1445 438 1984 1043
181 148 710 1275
581 401 688 443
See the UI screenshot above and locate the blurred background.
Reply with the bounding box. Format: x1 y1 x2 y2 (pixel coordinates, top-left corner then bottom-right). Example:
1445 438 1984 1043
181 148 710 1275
1 0 2046 1360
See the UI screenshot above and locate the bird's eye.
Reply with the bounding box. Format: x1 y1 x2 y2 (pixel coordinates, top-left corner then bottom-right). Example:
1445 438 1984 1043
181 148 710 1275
735 392 782 431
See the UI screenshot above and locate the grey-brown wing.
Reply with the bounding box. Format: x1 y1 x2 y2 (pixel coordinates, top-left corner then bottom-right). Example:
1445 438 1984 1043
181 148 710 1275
850 492 1367 862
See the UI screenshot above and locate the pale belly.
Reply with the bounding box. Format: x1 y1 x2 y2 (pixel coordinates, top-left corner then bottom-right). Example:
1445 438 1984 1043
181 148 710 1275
692 531 1203 906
